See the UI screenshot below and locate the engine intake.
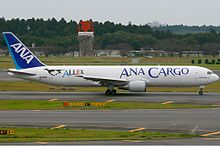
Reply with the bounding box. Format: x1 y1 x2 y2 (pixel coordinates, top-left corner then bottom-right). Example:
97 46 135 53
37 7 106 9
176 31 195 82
120 80 146 92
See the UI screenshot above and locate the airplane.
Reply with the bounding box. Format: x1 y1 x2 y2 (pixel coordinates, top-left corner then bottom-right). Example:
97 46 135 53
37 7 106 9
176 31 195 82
2 32 219 95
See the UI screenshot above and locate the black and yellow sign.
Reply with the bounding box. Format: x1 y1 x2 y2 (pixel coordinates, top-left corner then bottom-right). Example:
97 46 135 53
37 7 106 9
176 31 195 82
0 130 15 135
63 102 106 107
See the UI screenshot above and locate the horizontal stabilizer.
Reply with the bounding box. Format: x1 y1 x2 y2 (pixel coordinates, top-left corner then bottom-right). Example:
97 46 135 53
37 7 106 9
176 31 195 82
8 69 36 76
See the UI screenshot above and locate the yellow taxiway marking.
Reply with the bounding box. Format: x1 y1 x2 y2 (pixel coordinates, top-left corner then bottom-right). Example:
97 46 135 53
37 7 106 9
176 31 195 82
161 101 173 105
202 131 220 137
128 127 146 132
105 99 116 103
122 140 143 143
35 142 48 144
48 98 58 102
51 124 66 129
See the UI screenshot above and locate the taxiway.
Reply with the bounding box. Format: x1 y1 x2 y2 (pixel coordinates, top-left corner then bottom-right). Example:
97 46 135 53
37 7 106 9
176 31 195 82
0 91 219 105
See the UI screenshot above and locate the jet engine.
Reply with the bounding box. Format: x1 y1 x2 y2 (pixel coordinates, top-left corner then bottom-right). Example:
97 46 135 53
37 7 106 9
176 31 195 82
120 80 146 92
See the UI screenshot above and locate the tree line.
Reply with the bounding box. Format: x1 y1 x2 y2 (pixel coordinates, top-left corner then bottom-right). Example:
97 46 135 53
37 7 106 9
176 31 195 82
153 25 220 34
0 17 220 57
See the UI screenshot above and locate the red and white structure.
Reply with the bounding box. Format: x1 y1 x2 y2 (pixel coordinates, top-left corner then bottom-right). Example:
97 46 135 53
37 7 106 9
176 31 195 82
77 20 95 56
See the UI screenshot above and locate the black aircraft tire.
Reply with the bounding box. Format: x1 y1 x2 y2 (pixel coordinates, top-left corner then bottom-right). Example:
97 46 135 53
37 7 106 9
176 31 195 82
199 91 203 95
111 89 116 95
105 89 111 95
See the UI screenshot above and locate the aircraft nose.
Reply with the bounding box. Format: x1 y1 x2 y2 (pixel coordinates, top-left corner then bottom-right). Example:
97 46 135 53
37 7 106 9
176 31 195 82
216 74 219 80
213 74 219 82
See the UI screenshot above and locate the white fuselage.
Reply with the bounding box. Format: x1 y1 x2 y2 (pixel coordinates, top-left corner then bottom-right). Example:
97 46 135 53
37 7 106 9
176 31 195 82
9 65 219 88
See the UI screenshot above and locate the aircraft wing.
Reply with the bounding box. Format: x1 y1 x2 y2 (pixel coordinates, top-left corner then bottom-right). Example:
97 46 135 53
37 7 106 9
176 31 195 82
79 75 128 86
8 69 36 76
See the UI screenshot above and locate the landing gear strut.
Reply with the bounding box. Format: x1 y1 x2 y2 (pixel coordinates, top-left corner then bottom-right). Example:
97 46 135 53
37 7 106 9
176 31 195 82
199 86 205 95
105 89 117 95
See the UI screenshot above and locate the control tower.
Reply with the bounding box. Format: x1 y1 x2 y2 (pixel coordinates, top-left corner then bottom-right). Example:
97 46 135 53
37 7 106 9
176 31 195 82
77 20 94 56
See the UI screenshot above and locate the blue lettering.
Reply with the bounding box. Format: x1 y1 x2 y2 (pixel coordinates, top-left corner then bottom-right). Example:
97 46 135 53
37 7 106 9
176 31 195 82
120 68 129 78
62 70 69 78
159 68 167 76
148 67 189 78
148 67 159 78
138 68 145 75
121 67 189 79
130 68 137 76
167 68 175 76
182 68 189 75
120 68 146 78
174 68 181 75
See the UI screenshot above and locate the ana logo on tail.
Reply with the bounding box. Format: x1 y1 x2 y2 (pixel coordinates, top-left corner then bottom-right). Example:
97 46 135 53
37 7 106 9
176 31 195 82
10 43 34 64
3 32 45 69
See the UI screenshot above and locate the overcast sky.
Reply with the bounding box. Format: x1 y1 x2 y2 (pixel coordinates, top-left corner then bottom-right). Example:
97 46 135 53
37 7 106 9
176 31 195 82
0 0 220 26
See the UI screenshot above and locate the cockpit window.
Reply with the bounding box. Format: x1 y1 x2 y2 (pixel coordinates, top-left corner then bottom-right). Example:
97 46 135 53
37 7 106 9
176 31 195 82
207 71 213 75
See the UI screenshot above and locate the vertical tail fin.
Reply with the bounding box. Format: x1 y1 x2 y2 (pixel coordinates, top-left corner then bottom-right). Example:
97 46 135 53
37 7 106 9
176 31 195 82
3 32 45 69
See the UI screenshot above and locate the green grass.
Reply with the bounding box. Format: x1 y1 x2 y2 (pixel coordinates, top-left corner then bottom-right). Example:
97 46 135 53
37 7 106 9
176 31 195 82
1 56 220 69
0 127 198 142
0 100 214 110
0 80 219 92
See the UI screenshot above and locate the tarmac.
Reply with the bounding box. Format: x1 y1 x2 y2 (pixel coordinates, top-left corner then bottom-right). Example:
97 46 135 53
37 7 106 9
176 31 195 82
0 91 220 105
0 109 220 145
0 109 220 132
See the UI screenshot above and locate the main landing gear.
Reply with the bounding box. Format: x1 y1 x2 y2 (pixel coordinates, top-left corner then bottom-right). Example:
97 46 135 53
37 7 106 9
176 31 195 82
105 89 117 95
199 86 205 95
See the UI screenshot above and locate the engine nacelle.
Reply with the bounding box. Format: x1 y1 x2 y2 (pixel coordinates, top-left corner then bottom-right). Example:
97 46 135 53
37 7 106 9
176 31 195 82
121 81 146 92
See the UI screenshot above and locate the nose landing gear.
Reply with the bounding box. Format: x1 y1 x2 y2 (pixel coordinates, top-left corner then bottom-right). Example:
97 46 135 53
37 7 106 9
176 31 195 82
199 86 205 95
199 90 203 95
105 89 117 95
